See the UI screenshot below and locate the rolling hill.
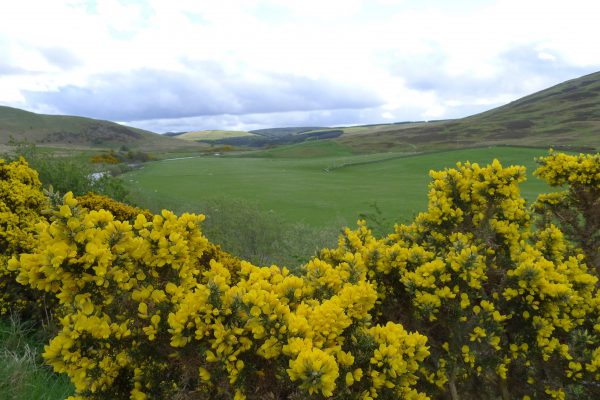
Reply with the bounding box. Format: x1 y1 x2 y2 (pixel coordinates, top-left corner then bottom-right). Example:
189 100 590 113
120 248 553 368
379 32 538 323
249 127 327 138
334 71 600 153
2 71 599 154
0 105 205 151
176 130 254 141
169 71 600 153
174 126 341 147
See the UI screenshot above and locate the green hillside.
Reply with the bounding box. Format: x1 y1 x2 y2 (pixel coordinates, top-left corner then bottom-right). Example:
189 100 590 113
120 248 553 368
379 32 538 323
335 71 600 153
0 105 206 151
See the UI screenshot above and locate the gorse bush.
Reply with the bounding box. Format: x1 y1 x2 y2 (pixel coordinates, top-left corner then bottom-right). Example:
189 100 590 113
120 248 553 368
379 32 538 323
315 158 600 399
91 149 154 165
534 151 600 273
75 193 153 221
0 158 55 319
9 193 429 400
1 151 599 399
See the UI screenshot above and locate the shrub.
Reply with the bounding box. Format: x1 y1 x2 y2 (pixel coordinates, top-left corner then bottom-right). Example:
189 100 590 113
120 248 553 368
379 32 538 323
7 141 130 202
76 193 153 221
533 151 600 273
5 151 600 399
10 194 429 399
0 158 55 319
90 154 120 164
91 150 154 165
315 158 600 399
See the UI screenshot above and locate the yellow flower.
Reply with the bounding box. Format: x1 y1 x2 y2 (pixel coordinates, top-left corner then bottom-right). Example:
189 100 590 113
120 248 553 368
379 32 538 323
287 348 339 397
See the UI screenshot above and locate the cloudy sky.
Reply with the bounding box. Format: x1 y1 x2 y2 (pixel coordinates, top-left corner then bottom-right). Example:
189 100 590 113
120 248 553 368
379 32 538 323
1 0 599 133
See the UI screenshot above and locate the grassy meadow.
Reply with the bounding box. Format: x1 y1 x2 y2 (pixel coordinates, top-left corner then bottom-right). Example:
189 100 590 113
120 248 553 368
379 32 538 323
126 143 556 231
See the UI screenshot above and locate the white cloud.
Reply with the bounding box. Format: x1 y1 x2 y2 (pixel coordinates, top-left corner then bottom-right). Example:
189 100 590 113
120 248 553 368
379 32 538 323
0 0 599 132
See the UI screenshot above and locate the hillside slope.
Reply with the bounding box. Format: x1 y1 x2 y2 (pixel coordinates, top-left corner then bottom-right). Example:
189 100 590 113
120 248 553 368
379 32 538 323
0 106 205 151
336 71 600 153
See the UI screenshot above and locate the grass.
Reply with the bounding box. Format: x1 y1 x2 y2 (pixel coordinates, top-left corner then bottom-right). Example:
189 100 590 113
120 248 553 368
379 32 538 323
0 316 73 400
168 197 341 267
125 145 557 232
247 140 356 158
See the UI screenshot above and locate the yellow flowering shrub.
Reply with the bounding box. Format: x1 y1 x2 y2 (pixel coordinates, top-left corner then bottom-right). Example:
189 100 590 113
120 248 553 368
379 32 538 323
5 151 599 399
9 193 430 399
76 193 153 221
316 157 600 399
534 151 600 273
0 157 54 317
90 153 120 164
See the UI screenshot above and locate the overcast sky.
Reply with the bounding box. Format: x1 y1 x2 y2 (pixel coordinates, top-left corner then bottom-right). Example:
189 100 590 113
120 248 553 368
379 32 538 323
1 0 599 133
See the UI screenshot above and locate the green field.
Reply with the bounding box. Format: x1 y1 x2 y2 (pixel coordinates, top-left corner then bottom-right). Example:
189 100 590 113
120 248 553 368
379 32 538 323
126 144 556 230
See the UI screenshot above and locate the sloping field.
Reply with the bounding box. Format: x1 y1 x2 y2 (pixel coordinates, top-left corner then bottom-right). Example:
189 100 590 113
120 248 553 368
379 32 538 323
125 145 557 229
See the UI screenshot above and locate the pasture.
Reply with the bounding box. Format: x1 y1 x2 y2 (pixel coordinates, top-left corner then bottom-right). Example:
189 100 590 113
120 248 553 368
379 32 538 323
125 143 556 230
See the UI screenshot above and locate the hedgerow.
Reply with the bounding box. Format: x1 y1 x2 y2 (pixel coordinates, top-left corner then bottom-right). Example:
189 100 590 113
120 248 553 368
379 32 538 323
2 152 599 399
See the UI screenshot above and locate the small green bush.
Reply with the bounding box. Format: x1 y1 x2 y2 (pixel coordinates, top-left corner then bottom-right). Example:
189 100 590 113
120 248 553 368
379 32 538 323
6 141 130 202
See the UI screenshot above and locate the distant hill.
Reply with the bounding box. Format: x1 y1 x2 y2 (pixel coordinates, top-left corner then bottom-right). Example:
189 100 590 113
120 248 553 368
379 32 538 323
201 129 344 148
249 127 327 138
190 71 600 152
0 106 205 151
5 71 599 154
335 71 600 153
173 126 342 148
176 130 254 141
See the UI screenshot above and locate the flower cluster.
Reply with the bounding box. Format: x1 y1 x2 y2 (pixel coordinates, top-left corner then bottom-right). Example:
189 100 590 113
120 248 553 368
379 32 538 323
316 157 600 398
76 193 152 221
0 158 52 317
90 154 120 164
9 193 430 399
534 151 600 187
534 151 600 273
